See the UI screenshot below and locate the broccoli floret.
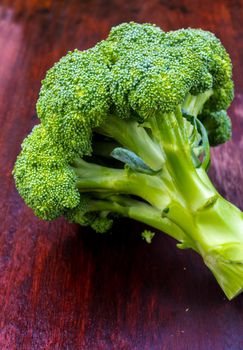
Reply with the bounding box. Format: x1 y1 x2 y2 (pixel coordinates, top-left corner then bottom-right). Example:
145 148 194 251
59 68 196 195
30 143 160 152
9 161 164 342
36 48 111 159
64 194 114 233
13 125 80 220
141 230 155 244
13 22 243 300
199 110 232 146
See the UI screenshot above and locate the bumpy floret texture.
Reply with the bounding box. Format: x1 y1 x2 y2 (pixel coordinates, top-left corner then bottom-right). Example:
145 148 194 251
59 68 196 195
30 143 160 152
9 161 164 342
103 24 230 119
37 22 233 133
64 197 113 233
13 125 80 220
37 49 111 159
199 110 232 146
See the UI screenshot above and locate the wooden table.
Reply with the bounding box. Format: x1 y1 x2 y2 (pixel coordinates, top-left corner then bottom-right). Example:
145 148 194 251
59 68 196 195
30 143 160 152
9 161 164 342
0 1 243 349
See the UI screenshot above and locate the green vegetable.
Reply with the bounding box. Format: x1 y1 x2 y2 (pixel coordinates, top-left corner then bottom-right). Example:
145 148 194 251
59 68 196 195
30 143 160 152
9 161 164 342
13 22 243 300
142 230 155 244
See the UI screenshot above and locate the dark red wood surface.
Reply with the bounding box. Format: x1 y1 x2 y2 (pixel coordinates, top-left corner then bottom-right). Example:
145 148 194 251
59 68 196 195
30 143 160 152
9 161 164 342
0 1 243 349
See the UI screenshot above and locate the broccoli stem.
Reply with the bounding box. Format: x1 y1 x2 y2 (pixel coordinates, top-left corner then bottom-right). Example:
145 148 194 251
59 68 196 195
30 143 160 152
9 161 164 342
97 102 216 208
150 107 215 208
87 195 188 242
182 89 213 116
166 193 243 300
72 158 172 209
73 157 243 299
96 115 164 170
72 98 243 299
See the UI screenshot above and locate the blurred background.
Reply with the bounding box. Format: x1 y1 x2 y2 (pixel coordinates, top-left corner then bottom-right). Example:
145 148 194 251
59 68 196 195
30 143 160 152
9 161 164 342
0 1 243 349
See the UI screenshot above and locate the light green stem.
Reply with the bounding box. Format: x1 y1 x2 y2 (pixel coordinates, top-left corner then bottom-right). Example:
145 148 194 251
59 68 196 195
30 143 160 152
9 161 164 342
73 94 243 299
97 115 164 170
73 158 171 209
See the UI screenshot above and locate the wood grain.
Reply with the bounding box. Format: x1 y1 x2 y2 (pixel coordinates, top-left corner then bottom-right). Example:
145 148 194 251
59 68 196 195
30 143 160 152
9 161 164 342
0 1 243 349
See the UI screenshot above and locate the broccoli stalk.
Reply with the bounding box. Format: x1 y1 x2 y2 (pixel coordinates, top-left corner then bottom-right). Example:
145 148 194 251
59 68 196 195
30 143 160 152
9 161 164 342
69 101 243 300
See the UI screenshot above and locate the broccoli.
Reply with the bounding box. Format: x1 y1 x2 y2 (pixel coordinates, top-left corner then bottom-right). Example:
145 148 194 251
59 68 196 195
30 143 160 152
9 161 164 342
198 110 232 146
13 22 243 300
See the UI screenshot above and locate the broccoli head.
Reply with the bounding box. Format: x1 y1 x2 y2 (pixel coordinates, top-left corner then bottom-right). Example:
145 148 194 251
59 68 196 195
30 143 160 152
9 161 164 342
13 22 243 300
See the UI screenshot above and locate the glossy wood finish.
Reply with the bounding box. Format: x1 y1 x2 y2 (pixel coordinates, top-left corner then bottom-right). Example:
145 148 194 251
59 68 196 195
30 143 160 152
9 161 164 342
0 1 243 349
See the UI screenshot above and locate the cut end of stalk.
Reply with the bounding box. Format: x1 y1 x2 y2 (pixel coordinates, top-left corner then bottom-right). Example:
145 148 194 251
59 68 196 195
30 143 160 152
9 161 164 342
204 243 243 300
